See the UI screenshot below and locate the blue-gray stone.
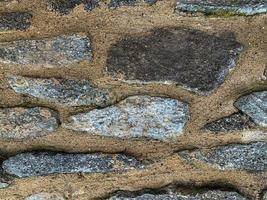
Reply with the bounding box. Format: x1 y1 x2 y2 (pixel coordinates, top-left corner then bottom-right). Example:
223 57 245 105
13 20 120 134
109 0 157 8
178 142 267 171
176 0 267 16
63 95 189 141
0 12 32 31
25 193 65 200
2 152 143 178
235 91 267 127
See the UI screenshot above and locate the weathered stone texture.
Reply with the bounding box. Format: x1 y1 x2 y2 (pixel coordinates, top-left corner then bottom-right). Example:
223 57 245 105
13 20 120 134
7 75 116 107
109 0 157 8
2 152 143 177
263 191 267 200
0 107 59 139
63 96 189 141
204 112 255 133
0 35 92 66
235 91 267 127
178 142 267 171
25 193 65 200
106 27 242 94
48 0 99 15
176 0 267 16
0 12 32 31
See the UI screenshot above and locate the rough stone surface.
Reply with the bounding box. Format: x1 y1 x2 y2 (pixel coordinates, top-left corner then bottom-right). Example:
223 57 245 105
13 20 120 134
7 75 115 107
0 12 32 31
2 152 143 177
176 0 267 16
235 91 267 127
263 191 267 200
0 107 59 139
63 95 189 141
106 27 242 94
0 34 92 66
109 0 157 8
178 142 267 171
48 0 99 15
109 190 247 200
25 193 65 200
204 112 255 133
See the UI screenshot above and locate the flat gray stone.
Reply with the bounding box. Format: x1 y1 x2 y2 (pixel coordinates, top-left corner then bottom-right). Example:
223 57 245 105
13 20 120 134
2 152 143 178
0 34 92 66
0 12 32 31
106 27 242 94
63 95 189 141
109 0 157 8
48 0 99 15
25 193 65 200
7 75 115 107
0 107 59 139
263 191 267 200
235 91 267 127
109 190 247 200
178 142 267 171
176 0 267 16
204 112 255 133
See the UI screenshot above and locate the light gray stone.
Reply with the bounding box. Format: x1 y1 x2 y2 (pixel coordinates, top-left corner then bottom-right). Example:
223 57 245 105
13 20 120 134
178 142 267 171
63 95 189 141
25 193 65 200
2 152 144 177
7 75 116 107
0 182 9 189
235 91 267 127
263 191 267 200
0 107 59 139
0 34 92 66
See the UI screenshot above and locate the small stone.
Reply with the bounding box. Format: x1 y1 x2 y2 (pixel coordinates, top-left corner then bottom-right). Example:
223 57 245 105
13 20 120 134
63 95 189 141
48 0 99 15
0 34 92 66
0 182 9 189
106 27 242 94
25 193 65 200
0 107 59 139
2 152 143 178
178 142 267 171
109 0 157 8
263 191 267 200
235 91 267 127
204 112 255 133
0 12 32 31
7 75 116 107
176 0 267 16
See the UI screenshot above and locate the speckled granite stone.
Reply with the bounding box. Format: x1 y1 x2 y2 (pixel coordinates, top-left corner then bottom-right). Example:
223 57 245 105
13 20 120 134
7 75 116 107
204 112 255 133
178 142 267 171
0 34 92 66
2 152 143 177
25 193 65 200
0 107 59 139
63 95 189 141
235 91 267 127
109 0 157 8
106 27 242 94
48 0 99 15
176 0 267 16
0 12 32 31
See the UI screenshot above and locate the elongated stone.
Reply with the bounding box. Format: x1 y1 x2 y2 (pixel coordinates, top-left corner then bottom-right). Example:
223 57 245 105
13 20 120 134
235 91 267 127
106 27 242 94
176 0 267 16
0 34 92 66
263 191 267 200
48 0 99 15
63 95 189 141
2 152 143 177
25 193 65 200
0 107 59 139
109 0 157 8
7 75 115 107
204 112 255 133
0 12 32 31
178 142 267 171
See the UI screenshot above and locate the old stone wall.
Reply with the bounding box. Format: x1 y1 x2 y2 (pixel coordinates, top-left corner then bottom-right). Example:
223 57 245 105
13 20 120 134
0 0 266 199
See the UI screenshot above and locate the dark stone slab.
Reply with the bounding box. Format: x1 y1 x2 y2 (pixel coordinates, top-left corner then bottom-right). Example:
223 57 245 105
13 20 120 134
106 27 242 94
109 0 157 8
204 112 255 133
0 107 59 139
178 142 267 171
0 12 32 31
235 91 267 127
0 34 92 66
48 0 99 15
7 75 116 107
176 0 267 16
2 152 144 177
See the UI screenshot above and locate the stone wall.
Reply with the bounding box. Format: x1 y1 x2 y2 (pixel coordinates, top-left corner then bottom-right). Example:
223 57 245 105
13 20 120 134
0 0 266 199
